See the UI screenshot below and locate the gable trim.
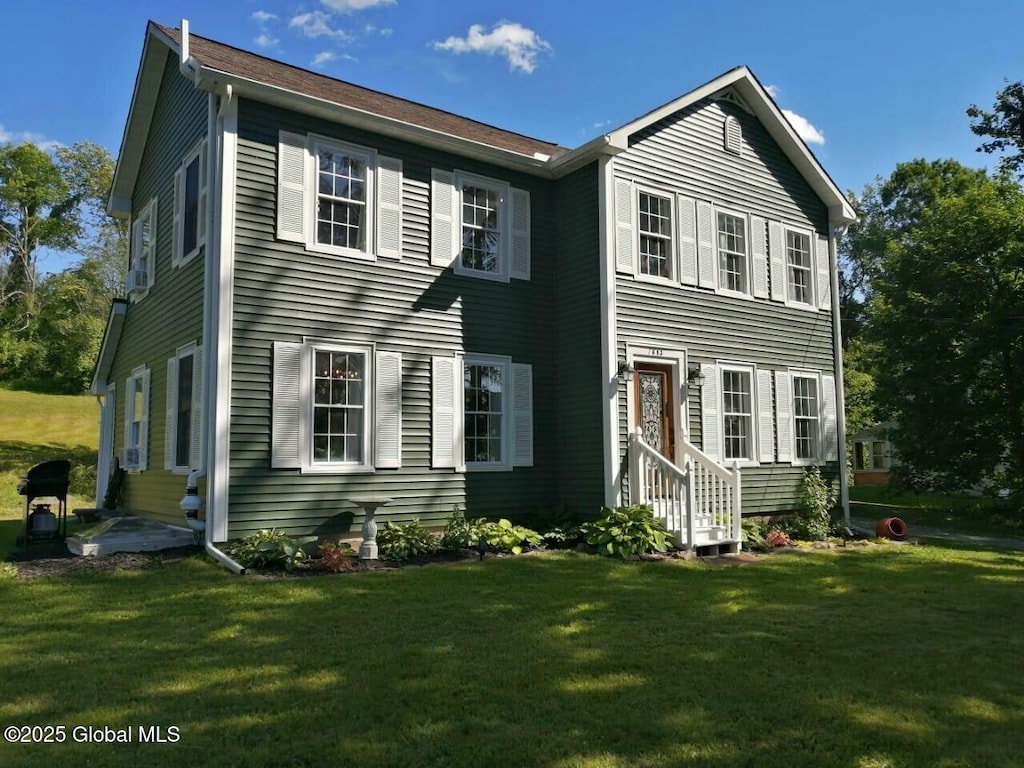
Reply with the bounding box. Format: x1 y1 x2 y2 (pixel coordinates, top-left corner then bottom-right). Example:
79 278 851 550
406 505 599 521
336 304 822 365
89 299 129 395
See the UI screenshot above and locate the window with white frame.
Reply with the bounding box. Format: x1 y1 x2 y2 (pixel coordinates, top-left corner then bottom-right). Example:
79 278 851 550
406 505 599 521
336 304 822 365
314 139 375 257
786 228 814 305
166 344 203 473
464 356 509 467
123 365 150 470
128 198 156 297
458 175 505 277
722 367 754 461
792 373 820 461
271 340 402 473
173 139 207 266
638 191 673 279
855 440 890 470
717 211 748 293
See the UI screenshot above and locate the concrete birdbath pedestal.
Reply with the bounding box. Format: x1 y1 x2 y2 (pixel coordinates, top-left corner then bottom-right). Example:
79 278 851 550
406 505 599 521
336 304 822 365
346 497 393 560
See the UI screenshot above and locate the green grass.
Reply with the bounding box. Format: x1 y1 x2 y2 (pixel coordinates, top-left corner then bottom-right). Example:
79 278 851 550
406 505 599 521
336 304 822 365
850 485 1024 540
2 546 1024 767
0 388 98 557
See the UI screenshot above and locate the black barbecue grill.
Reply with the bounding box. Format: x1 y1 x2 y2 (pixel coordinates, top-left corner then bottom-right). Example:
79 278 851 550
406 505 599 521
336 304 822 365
16 460 71 547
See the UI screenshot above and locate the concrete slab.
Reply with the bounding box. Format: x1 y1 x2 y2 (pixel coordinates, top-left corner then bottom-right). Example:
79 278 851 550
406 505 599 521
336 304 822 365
67 516 196 556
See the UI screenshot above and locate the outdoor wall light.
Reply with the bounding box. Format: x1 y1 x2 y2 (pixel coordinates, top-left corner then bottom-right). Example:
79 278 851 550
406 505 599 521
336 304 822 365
616 361 635 383
687 364 707 389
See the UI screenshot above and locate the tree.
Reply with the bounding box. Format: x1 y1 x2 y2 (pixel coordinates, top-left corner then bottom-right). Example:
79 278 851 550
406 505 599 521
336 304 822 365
867 160 1024 498
968 81 1024 180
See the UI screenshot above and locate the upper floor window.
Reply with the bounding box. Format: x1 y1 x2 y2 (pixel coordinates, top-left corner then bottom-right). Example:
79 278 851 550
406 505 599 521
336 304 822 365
314 140 374 258
792 373 819 461
460 181 502 275
174 139 208 267
717 212 748 294
128 198 157 298
638 191 673 279
786 228 814 305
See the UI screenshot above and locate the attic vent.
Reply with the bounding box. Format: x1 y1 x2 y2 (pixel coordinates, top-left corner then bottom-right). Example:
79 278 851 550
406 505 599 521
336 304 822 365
724 116 742 155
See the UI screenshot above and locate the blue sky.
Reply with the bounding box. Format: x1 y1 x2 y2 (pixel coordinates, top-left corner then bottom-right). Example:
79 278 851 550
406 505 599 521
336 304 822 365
2 0 1021 270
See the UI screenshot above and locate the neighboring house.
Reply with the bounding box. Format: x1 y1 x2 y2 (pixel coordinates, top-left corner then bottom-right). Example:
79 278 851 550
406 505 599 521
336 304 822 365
91 21 856 553
851 424 895 486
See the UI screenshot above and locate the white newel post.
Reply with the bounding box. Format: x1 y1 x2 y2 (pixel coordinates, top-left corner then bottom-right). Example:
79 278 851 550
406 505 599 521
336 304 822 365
732 462 742 543
684 458 696 551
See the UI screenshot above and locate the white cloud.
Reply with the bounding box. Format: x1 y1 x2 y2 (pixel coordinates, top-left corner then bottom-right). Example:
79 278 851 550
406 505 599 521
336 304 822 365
312 51 356 66
0 124 61 150
254 33 279 48
251 10 278 23
765 84 779 98
321 0 396 11
592 119 613 129
781 108 825 145
379 27 393 36
433 21 552 74
289 11 351 40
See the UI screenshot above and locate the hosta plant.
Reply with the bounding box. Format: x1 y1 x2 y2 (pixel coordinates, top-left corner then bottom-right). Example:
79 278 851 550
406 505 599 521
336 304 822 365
377 520 439 562
586 504 673 557
479 518 542 555
228 529 317 570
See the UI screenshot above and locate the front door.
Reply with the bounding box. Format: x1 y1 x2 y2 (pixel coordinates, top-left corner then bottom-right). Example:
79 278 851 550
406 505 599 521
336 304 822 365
634 362 676 463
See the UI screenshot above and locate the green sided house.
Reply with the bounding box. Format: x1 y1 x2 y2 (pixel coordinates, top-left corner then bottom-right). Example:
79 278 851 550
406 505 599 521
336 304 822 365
90 20 856 558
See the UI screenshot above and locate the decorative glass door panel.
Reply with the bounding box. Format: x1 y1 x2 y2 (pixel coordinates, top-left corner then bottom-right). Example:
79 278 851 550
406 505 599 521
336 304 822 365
633 363 675 463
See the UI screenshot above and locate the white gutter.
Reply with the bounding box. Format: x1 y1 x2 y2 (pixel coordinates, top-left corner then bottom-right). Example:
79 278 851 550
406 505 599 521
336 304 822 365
830 223 851 527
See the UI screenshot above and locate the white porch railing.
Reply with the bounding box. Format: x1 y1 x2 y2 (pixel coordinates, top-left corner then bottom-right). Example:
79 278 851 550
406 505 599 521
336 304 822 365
629 428 742 550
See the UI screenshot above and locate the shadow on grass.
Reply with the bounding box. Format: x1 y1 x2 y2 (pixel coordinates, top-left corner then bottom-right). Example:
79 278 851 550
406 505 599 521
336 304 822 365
0 440 96 476
1 550 1023 767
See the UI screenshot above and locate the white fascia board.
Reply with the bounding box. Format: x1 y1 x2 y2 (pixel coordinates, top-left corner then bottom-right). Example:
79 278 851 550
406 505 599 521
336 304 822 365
196 66 554 177
89 300 128 395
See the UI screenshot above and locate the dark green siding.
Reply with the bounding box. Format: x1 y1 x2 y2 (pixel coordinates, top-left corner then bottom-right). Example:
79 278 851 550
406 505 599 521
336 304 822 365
108 51 208 525
553 164 605 517
614 96 838 515
227 99 558 537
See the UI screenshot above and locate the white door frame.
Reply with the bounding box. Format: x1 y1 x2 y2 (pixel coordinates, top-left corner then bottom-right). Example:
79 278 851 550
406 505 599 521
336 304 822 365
625 343 688 463
95 383 116 507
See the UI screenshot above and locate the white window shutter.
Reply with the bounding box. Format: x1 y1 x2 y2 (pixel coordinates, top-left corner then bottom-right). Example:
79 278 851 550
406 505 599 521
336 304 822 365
750 215 769 299
430 169 456 267
511 363 533 467
431 355 459 468
677 196 698 286
190 346 204 470
376 156 403 260
696 201 716 290
139 368 151 471
510 187 531 281
822 373 838 462
700 364 720 462
613 178 635 275
277 131 308 244
272 342 303 469
197 139 208 252
756 369 774 463
164 357 177 470
768 221 786 302
775 371 794 464
172 167 183 266
123 377 133 467
375 351 402 468
816 233 832 311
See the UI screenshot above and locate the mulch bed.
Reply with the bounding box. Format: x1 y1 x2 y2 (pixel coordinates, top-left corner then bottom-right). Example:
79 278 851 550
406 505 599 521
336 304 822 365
6 545 204 579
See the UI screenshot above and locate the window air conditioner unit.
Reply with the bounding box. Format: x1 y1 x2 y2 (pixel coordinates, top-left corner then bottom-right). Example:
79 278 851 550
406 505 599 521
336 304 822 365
126 269 149 294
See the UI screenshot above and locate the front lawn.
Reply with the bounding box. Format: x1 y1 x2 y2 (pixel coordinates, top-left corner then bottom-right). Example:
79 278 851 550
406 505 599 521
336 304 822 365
850 485 1024 540
2 546 1023 767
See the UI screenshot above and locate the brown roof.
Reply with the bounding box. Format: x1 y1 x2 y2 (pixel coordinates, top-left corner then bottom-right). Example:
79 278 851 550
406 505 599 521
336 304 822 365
155 23 566 159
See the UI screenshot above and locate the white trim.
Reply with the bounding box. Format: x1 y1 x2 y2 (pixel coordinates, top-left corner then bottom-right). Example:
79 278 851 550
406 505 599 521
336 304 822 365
634 185 675 284
788 368 822 466
307 134 377 261
713 205 754 299
96 383 116 507
128 197 157 300
168 341 201 474
176 137 207 267
599 157 619 507
781 223 818 310
452 170 512 283
716 360 760 467
463 353 513 472
90 300 128 394
625 344 688 460
828 224 851 525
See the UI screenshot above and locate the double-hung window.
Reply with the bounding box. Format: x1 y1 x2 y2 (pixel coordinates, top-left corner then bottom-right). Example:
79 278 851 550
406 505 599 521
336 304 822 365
124 365 150 471
786 228 814 305
638 191 673 279
165 343 203 473
272 340 403 473
792 373 820 461
173 139 207 267
721 366 754 461
717 211 748 294
314 139 374 258
463 356 509 468
459 180 502 276
128 198 157 297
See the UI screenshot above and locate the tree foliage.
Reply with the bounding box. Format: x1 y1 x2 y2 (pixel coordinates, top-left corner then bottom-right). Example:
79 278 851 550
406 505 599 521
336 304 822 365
867 160 1024 496
968 80 1024 180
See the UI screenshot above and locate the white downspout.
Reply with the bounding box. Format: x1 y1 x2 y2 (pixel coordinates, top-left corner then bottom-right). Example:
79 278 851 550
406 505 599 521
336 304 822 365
830 222 851 527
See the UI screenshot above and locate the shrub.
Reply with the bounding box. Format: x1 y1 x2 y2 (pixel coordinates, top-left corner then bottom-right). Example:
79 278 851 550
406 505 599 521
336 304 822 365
766 528 792 548
742 518 771 552
228 529 317 570
0 561 19 580
479 518 542 555
586 504 673 557
541 524 588 550
440 506 478 550
377 520 439 562
316 541 357 573
790 466 836 541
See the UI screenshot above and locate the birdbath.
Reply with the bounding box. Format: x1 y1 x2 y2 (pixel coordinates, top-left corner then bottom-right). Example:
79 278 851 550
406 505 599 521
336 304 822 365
346 497 393 560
